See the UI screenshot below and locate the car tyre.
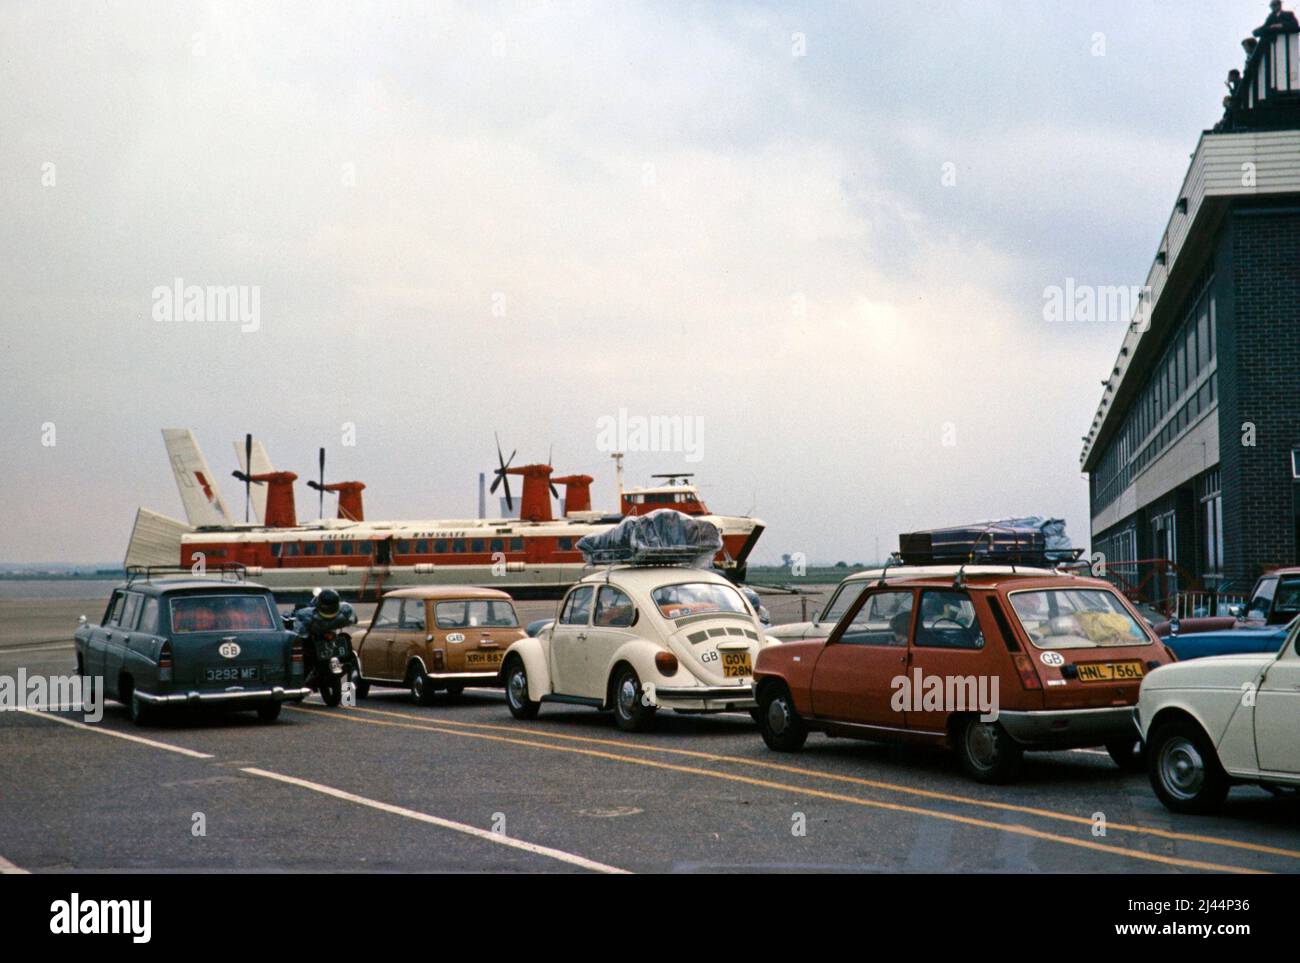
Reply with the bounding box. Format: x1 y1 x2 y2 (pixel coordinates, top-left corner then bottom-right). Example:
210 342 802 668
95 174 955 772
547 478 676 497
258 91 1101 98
611 666 656 732
256 702 282 723
1105 737 1146 773
504 658 540 720
757 684 807 752
1147 719 1230 814
320 676 343 707
351 665 370 699
409 668 436 707
956 718 1023 784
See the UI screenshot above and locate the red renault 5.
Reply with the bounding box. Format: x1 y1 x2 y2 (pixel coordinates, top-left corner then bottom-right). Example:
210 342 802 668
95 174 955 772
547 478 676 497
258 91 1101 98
753 566 1176 783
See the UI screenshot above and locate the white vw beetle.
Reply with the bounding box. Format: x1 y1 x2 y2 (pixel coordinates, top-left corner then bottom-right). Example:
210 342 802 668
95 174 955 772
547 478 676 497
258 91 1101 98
1136 618 1300 813
501 565 774 731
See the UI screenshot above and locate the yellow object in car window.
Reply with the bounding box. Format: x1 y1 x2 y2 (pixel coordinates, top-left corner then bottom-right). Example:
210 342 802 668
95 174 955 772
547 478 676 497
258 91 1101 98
1074 611 1136 643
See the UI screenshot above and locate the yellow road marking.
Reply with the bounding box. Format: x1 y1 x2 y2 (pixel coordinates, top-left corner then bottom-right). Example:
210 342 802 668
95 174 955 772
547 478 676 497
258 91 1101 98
289 706 1265 874
343 702 1300 863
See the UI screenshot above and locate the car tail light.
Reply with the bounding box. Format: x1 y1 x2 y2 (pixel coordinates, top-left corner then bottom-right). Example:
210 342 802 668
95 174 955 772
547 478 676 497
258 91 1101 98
1011 653 1041 690
655 652 678 675
291 640 303 666
432 650 445 671
159 642 173 682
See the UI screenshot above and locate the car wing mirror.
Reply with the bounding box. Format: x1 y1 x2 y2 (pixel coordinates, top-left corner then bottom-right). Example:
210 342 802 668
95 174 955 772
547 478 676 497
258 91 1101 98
1168 616 1180 636
77 614 87 625
1228 604 1243 618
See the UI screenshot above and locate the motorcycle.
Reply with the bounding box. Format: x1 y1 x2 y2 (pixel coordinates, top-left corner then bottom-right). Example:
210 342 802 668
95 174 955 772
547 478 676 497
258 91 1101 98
309 628 356 707
286 610 358 708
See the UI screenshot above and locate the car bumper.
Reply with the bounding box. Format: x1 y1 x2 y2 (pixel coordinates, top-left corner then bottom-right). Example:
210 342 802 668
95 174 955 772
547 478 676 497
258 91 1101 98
996 706 1136 748
424 672 501 684
653 683 756 710
135 686 312 707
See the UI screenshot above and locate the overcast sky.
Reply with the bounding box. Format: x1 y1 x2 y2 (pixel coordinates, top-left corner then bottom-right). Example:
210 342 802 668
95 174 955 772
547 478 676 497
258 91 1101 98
0 1 1265 564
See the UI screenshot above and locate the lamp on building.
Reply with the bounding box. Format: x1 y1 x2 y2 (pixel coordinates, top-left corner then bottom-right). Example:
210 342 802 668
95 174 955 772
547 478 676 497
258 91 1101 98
1176 197 1189 214
1155 250 1167 265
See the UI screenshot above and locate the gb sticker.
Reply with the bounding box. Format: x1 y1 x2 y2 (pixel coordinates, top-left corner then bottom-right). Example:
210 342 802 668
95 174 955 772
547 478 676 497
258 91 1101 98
1040 651 1065 667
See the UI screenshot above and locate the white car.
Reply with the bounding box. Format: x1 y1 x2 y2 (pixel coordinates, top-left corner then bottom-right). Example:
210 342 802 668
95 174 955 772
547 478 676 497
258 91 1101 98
501 565 775 731
1136 619 1299 813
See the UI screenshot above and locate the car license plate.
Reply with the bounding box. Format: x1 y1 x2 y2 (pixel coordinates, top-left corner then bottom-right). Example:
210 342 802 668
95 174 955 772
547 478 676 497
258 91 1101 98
205 665 259 683
720 651 752 677
1076 660 1144 682
465 651 504 667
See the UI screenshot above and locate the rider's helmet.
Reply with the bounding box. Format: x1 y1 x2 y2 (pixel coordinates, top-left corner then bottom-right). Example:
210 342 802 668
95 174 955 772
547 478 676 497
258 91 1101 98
316 589 341 618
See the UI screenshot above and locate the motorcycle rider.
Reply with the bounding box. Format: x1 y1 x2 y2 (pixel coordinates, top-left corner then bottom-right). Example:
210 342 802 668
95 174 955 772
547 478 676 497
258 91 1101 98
292 588 357 685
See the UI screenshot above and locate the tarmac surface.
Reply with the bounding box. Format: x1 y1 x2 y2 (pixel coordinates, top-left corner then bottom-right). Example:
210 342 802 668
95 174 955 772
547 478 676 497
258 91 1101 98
3 593 1299 874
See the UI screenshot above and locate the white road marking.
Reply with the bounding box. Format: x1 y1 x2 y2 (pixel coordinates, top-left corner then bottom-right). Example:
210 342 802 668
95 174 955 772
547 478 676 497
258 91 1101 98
0 854 29 874
15 708 213 759
0 643 75 655
241 766 629 874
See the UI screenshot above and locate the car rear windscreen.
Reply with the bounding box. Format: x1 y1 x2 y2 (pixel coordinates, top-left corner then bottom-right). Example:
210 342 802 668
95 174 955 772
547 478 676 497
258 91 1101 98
435 600 519 628
1008 589 1149 649
170 595 276 633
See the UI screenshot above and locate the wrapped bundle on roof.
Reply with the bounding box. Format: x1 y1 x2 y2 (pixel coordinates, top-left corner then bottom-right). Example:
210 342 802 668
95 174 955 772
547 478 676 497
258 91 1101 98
577 509 723 568
899 517 1078 566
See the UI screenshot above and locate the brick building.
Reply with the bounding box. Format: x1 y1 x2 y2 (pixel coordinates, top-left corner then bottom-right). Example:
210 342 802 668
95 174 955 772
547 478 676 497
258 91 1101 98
1081 2 1300 608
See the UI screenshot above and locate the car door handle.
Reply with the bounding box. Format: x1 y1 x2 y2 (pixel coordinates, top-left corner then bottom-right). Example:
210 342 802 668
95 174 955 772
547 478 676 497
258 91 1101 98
577 633 588 641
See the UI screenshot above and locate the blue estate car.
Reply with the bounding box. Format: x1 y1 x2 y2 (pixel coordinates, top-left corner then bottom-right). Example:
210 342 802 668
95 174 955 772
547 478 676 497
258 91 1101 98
1161 613 1299 660
74 573 309 725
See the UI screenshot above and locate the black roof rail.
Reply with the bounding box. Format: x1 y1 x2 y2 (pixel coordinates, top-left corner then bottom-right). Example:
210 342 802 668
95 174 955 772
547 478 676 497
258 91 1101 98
125 563 248 586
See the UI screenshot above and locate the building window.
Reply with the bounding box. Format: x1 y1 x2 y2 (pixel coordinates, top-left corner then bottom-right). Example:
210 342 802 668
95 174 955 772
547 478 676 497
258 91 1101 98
1089 268 1216 511
1200 469 1224 576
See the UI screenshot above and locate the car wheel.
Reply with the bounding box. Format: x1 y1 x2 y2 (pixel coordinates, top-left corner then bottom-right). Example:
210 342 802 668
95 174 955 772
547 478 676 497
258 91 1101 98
1147 719 1230 814
611 666 656 732
956 718 1023 784
128 690 155 727
351 665 369 699
320 676 343 707
757 685 807 752
1105 737 1146 773
504 659 540 720
409 669 435 707
256 702 282 723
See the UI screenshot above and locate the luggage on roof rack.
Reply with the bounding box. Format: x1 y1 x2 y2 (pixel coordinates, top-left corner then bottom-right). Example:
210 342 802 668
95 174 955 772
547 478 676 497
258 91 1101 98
899 519 1079 566
577 509 722 568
